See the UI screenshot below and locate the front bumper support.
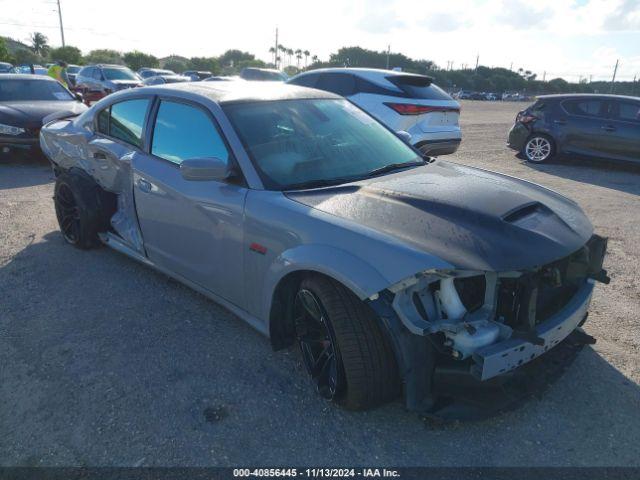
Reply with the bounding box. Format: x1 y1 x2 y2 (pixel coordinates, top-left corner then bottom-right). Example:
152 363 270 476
471 280 594 380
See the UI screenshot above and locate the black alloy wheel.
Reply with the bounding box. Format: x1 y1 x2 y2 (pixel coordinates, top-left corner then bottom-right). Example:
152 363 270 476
54 182 81 244
294 288 344 400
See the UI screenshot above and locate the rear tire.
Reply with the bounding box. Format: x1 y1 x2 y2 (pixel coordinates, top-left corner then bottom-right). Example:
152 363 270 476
523 134 555 163
53 171 113 249
295 275 399 410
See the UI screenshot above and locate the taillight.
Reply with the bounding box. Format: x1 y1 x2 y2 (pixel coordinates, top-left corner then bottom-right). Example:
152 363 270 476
384 103 460 115
516 111 537 124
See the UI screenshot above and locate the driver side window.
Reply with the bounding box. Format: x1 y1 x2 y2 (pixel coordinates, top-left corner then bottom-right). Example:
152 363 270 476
151 100 230 165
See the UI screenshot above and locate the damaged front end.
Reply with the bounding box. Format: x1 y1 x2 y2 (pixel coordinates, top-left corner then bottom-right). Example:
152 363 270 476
370 234 609 419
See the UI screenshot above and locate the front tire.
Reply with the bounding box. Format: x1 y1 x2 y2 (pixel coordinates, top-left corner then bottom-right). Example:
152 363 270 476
523 134 555 163
294 275 399 410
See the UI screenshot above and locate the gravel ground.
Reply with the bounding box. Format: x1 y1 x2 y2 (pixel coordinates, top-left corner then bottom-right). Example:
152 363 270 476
1 100 639 467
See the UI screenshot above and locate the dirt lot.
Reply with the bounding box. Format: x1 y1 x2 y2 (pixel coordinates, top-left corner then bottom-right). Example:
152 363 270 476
1 100 639 467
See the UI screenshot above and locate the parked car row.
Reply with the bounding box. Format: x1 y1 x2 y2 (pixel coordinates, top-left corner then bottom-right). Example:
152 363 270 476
454 90 531 101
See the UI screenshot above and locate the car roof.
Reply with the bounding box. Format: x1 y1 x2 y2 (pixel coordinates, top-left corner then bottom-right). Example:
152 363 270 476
89 64 130 69
0 73 57 81
127 80 339 103
538 93 640 101
293 67 428 78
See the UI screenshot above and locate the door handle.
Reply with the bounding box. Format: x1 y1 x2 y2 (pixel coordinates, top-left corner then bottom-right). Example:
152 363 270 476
137 178 152 193
601 125 616 132
553 119 567 125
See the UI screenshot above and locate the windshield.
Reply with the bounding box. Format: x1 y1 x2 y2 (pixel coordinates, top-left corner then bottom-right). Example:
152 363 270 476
66 66 81 74
224 99 421 190
103 67 138 81
0 79 74 101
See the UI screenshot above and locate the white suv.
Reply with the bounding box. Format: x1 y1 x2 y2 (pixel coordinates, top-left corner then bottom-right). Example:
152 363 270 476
288 68 461 156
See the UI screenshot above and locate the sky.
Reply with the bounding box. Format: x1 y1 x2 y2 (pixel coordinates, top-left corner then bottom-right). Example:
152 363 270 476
1 0 639 81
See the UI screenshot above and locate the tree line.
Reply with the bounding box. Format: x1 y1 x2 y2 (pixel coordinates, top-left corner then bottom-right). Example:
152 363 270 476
310 47 639 96
0 34 267 75
1 34 637 96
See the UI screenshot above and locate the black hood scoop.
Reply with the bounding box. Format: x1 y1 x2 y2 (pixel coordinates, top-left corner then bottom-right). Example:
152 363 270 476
286 161 593 271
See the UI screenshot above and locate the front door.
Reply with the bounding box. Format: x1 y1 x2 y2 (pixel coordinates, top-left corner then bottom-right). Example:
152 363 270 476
133 99 247 306
558 98 611 158
606 99 640 163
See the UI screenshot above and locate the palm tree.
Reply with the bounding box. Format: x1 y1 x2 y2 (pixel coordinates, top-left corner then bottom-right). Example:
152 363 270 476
312 55 318 65
287 48 294 67
278 44 286 68
269 46 276 67
30 32 49 57
303 50 310 68
295 49 302 69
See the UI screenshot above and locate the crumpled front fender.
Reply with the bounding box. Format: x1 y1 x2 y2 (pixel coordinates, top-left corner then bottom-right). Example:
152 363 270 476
262 244 390 321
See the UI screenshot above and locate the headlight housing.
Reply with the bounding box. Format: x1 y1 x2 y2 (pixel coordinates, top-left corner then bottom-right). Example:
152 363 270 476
0 123 26 136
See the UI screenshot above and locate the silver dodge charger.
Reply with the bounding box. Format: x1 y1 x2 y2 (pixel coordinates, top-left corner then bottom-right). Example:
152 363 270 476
40 82 609 418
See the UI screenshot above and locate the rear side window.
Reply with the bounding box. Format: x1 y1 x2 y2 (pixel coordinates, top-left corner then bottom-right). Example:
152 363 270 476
151 101 229 165
387 75 452 100
562 99 606 118
616 102 640 123
289 73 319 88
315 73 356 96
109 99 150 148
97 108 109 134
92 68 103 80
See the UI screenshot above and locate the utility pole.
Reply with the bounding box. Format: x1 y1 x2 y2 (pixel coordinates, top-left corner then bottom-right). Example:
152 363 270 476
386 45 390 69
510 62 513 71
274 27 279 69
56 0 65 47
610 59 619 93
475 53 479 70
543 71 546 82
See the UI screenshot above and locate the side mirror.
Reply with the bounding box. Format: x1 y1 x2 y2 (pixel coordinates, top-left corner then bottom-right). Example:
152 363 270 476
396 130 412 144
180 157 233 182
74 92 83 102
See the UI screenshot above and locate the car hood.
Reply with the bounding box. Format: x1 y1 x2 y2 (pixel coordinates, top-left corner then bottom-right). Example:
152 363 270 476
286 161 593 272
0 101 86 128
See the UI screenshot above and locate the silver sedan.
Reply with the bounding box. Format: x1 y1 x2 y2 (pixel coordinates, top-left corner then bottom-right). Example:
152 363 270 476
39 82 609 418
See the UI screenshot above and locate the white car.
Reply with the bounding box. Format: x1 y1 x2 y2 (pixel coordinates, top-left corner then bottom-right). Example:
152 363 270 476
288 68 461 156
